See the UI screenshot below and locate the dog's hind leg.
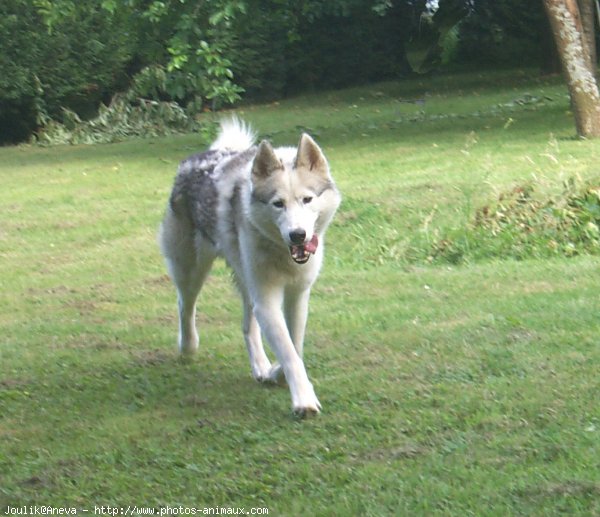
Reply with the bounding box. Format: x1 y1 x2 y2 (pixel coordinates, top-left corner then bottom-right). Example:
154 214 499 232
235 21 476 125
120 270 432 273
160 209 215 355
173 247 214 356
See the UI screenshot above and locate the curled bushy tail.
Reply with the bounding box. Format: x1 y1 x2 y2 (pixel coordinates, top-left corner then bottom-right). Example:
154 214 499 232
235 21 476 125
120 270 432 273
210 116 256 152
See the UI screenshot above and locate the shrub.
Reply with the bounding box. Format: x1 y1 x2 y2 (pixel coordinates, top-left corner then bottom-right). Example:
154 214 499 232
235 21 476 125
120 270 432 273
430 178 600 263
35 95 211 146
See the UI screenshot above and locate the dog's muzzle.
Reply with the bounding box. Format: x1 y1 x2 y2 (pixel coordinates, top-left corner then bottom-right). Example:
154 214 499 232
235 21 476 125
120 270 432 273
289 234 318 264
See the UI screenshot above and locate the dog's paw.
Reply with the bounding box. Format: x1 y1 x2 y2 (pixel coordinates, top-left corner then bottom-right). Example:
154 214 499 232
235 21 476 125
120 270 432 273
291 385 321 418
250 359 272 383
179 334 199 356
178 343 198 362
265 362 286 385
253 372 269 383
293 399 322 418
254 362 285 385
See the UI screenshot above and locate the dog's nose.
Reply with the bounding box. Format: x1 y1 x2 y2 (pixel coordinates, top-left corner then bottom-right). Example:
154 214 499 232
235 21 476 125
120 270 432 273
289 229 306 244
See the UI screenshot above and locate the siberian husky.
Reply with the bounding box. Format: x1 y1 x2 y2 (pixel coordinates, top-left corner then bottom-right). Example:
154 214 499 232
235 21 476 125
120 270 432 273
159 118 341 415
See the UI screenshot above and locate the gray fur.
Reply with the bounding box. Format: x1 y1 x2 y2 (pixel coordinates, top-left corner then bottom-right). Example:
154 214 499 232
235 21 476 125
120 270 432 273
169 148 258 245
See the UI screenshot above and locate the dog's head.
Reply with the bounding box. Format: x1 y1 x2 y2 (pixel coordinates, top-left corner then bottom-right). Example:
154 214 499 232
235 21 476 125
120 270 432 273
250 134 341 264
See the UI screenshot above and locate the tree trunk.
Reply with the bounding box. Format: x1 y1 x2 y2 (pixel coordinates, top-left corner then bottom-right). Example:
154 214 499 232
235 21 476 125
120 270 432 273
543 0 600 137
540 12 563 74
578 0 597 68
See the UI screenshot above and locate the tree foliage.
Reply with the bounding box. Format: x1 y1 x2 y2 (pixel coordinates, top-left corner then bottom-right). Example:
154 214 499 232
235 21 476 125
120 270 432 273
0 0 133 143
454 0 555 67
0 0 575 144
0 0 246 143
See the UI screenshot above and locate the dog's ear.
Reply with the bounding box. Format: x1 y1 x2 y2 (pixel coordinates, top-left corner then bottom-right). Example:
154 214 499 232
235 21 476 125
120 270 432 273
295 133 328 175
252 140 282 179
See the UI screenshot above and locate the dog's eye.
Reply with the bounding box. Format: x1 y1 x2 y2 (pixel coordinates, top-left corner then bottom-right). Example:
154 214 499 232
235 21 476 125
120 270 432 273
273 200 285 208
302 196 313 204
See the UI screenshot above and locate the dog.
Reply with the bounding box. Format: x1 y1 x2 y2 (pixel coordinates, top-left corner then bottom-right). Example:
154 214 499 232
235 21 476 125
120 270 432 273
159 118 341 415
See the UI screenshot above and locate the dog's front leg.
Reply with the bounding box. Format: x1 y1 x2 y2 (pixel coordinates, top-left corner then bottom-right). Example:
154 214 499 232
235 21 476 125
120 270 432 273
284 286 311 358
253 295 320 416
266 287 311 384
242 295 272 381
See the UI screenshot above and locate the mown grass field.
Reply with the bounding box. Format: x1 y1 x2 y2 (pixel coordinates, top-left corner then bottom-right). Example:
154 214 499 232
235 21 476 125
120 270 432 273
1 69 599 515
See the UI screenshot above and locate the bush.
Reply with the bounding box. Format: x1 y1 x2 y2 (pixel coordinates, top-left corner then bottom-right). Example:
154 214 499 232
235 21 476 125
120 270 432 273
0 1 135 144
430 178 600 263
456 1 547 67
35 95 211 146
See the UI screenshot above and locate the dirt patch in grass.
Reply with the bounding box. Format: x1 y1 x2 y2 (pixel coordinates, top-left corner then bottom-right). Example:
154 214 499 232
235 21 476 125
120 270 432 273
516 480 600 501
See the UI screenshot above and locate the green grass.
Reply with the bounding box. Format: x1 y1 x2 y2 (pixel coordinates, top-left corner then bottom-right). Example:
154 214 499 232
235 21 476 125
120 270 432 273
1 69 599 515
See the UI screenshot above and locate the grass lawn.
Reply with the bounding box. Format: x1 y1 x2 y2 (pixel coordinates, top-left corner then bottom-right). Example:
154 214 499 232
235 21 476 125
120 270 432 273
1 69 599 515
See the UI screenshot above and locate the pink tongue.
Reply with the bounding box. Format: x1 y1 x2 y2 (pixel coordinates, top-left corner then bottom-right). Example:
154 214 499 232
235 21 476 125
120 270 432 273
305 234 318 254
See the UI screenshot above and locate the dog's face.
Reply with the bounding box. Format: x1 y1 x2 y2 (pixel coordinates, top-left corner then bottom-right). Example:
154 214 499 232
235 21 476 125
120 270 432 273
250 135 341 264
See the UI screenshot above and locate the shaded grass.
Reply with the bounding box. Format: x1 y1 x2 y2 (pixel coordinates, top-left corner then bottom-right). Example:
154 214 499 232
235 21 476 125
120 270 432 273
1 69 599 515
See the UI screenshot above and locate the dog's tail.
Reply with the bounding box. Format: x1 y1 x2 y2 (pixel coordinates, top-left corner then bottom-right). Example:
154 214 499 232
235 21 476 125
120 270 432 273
210 116 256 152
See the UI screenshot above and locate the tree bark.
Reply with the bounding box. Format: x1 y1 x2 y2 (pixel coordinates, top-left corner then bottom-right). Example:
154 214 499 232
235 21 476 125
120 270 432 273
540 12 563 74
578 0 597 68
543 0 600 137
